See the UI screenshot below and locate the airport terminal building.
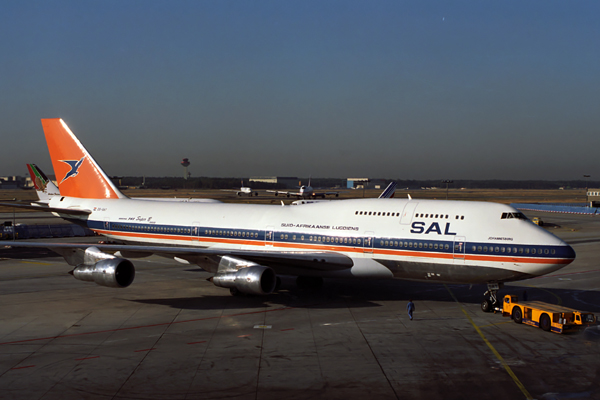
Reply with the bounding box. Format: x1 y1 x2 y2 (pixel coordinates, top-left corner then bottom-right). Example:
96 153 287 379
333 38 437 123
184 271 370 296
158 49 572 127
587 189 600 207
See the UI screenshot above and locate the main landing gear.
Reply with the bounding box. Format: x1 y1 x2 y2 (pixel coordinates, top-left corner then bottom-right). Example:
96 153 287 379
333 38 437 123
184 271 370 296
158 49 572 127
481 282 504 313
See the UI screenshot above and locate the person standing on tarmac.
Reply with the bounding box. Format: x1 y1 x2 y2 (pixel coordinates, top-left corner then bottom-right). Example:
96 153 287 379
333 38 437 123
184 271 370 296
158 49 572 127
407 300 415 320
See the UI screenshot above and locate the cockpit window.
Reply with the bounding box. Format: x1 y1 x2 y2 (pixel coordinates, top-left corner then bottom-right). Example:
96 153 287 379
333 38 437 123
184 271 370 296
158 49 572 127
501 212 528 220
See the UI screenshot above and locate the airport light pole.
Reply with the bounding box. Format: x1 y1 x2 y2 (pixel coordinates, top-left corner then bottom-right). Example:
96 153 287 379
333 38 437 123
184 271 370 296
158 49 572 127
442 180 453 200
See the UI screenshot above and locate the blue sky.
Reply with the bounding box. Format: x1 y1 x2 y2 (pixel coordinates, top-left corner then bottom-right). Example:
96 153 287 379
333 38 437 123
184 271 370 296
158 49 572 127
1 1 599 180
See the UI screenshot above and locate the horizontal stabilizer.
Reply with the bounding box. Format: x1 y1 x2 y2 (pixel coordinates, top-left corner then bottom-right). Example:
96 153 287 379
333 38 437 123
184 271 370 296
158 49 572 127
0 202 91 215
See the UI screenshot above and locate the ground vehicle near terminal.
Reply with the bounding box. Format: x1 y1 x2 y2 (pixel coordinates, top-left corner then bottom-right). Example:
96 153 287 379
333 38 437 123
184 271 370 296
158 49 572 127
502 295 596 333
532 217 543 226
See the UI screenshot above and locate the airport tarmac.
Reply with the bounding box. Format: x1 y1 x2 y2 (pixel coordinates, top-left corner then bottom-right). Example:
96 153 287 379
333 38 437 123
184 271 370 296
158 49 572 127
0 210 599 400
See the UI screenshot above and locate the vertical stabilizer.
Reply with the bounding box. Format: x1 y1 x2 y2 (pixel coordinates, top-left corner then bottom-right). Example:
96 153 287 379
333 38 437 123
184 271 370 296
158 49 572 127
41 119 125 199
26 163 60 201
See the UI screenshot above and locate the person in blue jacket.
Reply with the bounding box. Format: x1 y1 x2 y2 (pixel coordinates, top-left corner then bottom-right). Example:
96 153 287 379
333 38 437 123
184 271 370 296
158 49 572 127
407 300 415 320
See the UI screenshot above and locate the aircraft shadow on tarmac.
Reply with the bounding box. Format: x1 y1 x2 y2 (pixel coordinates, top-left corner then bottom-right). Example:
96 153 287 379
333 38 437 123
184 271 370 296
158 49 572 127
129 277 600 314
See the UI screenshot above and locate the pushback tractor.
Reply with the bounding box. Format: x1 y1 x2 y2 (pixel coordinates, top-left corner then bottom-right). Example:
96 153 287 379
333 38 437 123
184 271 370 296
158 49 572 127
502 295 597 334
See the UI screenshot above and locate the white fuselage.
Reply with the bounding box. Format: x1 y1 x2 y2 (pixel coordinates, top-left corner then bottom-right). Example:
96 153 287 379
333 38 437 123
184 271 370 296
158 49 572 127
50 196 575 284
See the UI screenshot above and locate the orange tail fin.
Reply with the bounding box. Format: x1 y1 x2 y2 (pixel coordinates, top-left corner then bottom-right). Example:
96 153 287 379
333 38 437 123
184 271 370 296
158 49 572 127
41 119 125 199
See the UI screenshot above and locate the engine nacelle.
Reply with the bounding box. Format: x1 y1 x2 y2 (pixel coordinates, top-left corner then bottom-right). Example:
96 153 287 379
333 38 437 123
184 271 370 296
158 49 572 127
212 265 276 295
72 258 135 288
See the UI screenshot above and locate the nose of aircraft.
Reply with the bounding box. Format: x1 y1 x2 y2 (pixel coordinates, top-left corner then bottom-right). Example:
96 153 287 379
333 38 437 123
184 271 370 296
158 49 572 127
538 240 576 277
562 242 576 264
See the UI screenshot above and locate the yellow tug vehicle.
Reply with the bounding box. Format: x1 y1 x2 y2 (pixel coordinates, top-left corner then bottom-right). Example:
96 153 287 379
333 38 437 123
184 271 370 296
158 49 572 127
502 295 597 334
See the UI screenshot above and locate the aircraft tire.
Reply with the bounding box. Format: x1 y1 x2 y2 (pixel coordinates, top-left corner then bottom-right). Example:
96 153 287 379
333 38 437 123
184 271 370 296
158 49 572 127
481 299 492 313
512 307 523 324
540 313 551 331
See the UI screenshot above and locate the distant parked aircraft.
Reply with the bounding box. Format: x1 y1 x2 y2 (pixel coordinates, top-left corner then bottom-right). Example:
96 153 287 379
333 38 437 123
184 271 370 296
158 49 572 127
268 178 339 198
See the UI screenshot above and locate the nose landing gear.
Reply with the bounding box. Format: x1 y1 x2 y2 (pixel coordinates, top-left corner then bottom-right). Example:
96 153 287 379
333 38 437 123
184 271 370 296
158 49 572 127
481 282 504 313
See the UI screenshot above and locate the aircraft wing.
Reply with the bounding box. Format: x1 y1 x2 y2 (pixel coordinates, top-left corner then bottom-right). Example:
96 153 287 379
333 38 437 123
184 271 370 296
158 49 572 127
7 242 354 272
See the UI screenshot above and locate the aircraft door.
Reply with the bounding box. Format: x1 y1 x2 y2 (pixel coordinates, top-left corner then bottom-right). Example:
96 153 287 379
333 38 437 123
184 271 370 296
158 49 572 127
192 222 201 242
453 236 466 261
103 217 111 232
265 226 275 248
363 231 374 255
400 202 419 225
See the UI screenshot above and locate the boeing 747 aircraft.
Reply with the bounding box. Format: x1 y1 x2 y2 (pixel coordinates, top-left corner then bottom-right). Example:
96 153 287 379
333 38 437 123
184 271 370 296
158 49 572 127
6 119 576 311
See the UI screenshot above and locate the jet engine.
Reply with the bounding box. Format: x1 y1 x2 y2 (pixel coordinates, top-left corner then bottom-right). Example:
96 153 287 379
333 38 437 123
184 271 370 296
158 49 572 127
68 246 135 288
211 256 276 295
71 258 135 288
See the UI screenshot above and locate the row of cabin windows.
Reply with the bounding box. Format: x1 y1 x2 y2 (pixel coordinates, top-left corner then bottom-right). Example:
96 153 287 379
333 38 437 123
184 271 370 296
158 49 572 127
355 211 400 217
472 245 555 255
416 213 464 220
354 211 466 220
278 233 363 245
205 229 259 238
416 213 450 219
380 240 452 250
114 224 191 235
378 239 556 255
